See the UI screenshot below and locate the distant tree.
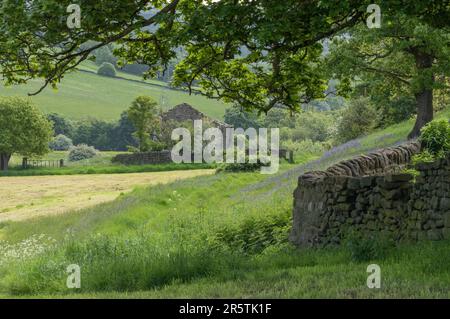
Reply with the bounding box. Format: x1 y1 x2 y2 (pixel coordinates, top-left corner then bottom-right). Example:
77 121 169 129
109 111 138 151
72 119 115 151
120 63 149 76
336 98 376 143
224 105 261 130
93 46 117 66
127 96 161 152
292 111 336 142
49 134 73 151
262 108 294 129
46 113 74 137
97 62 116 77
0 97 53 171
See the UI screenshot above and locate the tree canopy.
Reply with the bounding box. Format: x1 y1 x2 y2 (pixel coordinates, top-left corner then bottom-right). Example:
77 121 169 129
327 13 450 137
0 1 449 123
0 97 53 171
127 95 161 152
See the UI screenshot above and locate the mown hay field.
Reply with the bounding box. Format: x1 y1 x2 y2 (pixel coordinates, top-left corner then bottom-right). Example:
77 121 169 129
0 169 215 223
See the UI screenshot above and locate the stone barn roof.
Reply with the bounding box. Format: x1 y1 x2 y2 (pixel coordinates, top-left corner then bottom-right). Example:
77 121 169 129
161 103 232 129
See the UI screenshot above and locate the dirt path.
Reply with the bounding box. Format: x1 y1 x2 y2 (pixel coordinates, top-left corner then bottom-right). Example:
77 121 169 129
0 170 215 223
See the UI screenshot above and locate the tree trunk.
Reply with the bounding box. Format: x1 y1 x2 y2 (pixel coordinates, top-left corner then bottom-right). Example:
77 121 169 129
408 88 434 139
0 153 11 172
408 51 435 139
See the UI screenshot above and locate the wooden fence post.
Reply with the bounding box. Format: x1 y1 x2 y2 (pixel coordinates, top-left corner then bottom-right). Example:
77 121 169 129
289 151 294 164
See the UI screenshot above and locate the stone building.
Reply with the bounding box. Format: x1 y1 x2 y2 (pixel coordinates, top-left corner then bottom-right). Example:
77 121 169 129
161 103 233 147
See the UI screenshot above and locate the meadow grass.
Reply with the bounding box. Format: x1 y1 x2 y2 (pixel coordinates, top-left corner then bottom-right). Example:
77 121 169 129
0 109 449 298
0 66 228 121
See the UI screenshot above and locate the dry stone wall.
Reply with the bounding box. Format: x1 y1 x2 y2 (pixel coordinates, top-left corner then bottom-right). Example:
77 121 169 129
290 141 450 247
112 151 173 165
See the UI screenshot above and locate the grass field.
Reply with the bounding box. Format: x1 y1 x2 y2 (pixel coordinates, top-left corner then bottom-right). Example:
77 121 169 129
0 63 228 121
0 169 215 224
0 108 449 298
77 61 172 88
4 151 216 177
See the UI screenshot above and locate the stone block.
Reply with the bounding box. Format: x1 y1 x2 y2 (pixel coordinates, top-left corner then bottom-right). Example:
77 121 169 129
444 213 450 228
440 198 450 211
443 228 450 240
427 229 443 241
385 174 413 183
360 176 375 188
413 200 425 210
347 178 360 190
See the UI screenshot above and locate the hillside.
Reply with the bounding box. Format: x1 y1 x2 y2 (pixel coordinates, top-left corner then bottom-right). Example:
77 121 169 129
0 64 228 121
1 107 449 298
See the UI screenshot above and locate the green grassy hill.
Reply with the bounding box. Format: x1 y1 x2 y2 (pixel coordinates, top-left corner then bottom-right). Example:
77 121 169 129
0 107 449 298
0 63 228 121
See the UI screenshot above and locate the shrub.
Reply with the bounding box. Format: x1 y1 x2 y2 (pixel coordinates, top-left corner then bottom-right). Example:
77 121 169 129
411 149 436 165
336 98 376 143
420 119 450 156
97 62 116 77
49 134 73 151
218 161 267 173
68 144 98 161
217 154 271 173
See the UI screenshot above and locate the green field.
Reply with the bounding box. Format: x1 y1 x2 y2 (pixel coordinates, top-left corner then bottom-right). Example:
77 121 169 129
0 63 228 121
0 107 449 298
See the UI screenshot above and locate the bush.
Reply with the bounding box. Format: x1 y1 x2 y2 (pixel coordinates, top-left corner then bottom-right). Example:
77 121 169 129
420 119 450 156
49 134 73 151
68 144 98 161
97 62 116 77
411 149 436 165
218 161 267 173
217 154 271 173
336 98 376 143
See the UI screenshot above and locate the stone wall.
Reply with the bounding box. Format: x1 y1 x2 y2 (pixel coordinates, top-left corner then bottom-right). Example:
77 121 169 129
290 141 450 247
112 151 173 165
